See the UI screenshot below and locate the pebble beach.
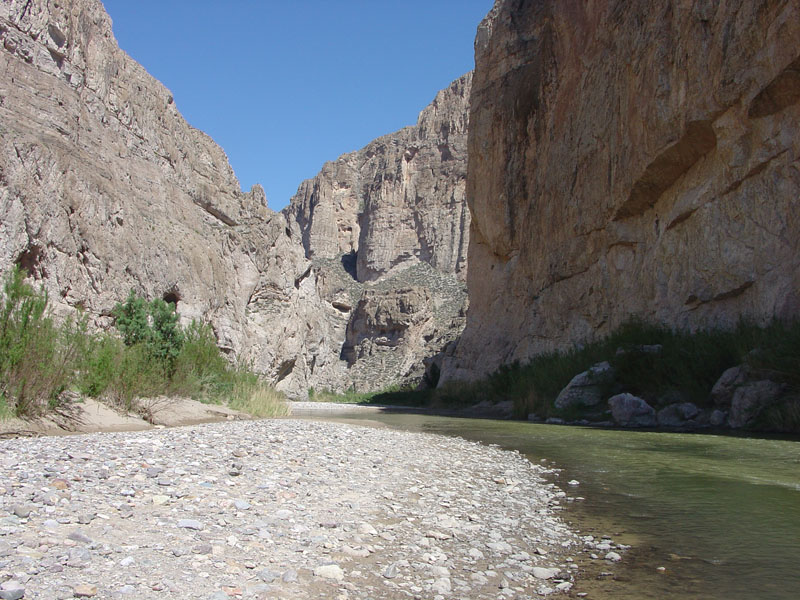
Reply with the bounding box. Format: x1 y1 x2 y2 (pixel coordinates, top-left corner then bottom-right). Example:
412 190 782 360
0 417 595 599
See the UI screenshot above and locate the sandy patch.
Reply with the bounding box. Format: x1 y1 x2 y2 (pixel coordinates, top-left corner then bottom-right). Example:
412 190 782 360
0 397 251 438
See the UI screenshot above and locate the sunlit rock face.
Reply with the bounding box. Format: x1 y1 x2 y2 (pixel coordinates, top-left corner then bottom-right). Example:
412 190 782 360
285 73 471 284
283 74 471 393
0 0 472 397
442 0 800 382
0 0 346 397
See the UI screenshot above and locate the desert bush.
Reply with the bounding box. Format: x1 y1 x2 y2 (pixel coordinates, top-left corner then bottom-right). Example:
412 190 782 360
113 291 183 364
378 317 800 430
169 320 230 400
0 395 11 421
0 267 84 417
104 343 169 412
78 333 124 397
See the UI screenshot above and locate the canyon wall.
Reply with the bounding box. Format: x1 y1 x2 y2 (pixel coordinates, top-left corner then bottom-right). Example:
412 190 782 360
285 73 471 283
443 0 800 382
0 0 345 397
0 0 472 397
282 74 471 392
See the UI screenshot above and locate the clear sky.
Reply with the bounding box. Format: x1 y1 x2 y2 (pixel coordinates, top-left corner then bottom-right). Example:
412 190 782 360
102 1 492 210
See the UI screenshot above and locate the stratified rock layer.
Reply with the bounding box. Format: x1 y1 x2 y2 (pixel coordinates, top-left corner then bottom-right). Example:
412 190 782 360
444 0 800 382
0 0 471 397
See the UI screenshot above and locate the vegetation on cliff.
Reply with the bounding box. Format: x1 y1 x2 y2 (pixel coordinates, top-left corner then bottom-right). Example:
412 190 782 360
0 267 287 420
368 320 800 432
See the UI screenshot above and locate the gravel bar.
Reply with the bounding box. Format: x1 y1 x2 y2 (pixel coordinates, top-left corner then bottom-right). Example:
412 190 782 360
0 419 587 599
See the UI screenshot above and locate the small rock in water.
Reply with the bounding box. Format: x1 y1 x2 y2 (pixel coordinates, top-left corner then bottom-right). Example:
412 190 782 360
605 551 622 562
556 582 573 592
568 479 580 486
532 567 559 580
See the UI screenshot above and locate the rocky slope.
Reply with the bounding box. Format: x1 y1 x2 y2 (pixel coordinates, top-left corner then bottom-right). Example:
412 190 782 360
283 74 471 392
442 0 800 382
0 0 344 397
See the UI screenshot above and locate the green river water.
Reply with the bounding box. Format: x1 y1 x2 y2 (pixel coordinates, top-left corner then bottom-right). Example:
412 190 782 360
298 410 800 599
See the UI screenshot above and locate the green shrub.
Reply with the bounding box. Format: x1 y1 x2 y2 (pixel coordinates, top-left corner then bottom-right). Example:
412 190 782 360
79 334 125 397
105 343 169 411
0 267 84 417
378 317 800 429
0 394 11 421
170 320 230 400
0 268 286 421
112 291 183 365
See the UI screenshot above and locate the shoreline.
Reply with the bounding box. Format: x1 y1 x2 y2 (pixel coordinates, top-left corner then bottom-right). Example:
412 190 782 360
0 417 601 599
0 397 252 439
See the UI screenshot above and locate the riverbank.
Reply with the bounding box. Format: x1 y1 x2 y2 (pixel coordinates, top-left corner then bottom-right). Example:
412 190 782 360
0 418 605 599
0 397 251 438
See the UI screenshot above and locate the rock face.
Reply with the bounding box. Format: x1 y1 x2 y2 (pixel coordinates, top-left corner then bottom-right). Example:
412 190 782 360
443 0 800 382
283 74 472 393
285 73 471 283
0 0 341 397
0 0 471 398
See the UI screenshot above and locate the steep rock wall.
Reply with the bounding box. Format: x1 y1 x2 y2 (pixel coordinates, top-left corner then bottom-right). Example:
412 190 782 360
283 74 472 392
0 0 343 397
443 0 800 382
285 73 471 283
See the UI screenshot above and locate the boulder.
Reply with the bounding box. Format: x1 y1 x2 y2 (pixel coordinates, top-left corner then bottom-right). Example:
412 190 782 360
710 366 748 406
554 362 615 410
608 394 656 427
709 409 728 427
656 402 700 428
728 381 786 428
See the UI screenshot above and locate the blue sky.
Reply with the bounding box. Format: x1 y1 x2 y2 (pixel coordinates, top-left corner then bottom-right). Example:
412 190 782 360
102 1 492 210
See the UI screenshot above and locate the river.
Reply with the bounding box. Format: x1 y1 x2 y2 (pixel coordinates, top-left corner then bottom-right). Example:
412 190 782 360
294 408 800 599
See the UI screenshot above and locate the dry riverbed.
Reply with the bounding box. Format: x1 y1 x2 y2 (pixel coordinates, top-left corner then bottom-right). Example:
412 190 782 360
0 415 621 599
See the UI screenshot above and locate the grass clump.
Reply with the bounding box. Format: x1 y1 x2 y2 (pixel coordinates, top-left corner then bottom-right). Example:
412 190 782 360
0 266 286 420
229 372 291 417
0 395 12 421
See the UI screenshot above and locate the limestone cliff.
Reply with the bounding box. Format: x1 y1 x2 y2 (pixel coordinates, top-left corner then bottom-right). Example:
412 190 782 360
443 0 800 382
283 74 471 392
285 73 471 283
0 0 343 397
0 0 471 398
